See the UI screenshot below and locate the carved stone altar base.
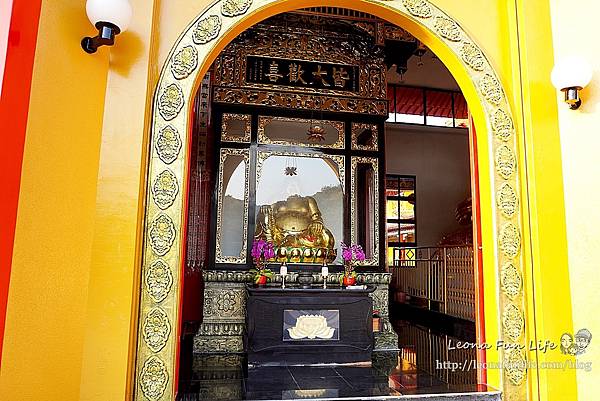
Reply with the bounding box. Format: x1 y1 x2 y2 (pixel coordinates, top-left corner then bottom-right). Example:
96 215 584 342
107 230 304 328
194 270 398 354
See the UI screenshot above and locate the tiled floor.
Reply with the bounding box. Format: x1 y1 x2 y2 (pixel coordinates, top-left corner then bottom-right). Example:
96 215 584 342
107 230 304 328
177 352 497 401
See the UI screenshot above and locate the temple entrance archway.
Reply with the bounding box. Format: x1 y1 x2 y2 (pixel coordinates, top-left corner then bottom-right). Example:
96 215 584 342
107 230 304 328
135 1 528 400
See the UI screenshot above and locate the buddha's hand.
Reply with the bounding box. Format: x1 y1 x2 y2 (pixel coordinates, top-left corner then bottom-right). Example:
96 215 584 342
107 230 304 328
308 222 323 236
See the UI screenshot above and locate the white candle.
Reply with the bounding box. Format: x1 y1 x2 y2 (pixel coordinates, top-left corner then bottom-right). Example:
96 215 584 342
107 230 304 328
280 264 288 276
321 265 329 277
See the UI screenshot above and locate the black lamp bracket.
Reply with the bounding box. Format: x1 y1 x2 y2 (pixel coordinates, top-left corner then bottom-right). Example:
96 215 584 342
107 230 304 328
82 21 121 54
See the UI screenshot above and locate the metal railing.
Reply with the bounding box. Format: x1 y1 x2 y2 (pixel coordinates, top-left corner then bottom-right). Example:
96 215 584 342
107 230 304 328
391 246 475 321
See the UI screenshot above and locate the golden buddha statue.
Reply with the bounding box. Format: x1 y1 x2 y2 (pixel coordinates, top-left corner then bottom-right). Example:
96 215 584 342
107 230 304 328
255 195 336 263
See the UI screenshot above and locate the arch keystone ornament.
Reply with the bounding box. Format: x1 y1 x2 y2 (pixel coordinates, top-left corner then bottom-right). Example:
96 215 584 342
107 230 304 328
134 1 530 400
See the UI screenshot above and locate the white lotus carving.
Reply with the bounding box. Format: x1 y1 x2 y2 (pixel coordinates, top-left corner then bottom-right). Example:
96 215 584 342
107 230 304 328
287 315 335 339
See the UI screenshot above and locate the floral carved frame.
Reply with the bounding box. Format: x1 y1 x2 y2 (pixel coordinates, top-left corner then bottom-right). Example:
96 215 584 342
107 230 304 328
134 0 529 400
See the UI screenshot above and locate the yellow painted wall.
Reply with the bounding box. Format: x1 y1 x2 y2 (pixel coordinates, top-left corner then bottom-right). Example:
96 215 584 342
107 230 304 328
0 0 580 400
549 1 600 399
0 0 109 399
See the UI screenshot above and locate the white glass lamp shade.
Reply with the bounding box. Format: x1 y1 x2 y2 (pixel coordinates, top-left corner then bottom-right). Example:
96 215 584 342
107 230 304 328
551 56 593 90
86 0 133 32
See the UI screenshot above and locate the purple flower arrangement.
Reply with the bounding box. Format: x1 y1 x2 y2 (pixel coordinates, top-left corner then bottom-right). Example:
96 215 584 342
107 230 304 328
340 242 365 284
249 239 274 285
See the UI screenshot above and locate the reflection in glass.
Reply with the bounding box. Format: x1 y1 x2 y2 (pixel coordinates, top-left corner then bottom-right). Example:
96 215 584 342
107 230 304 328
216 149 249 263
399 223 416 243
400 200 415 220
387 200 399 219
255 153 344 264
259 117 344 149
352 157 379 265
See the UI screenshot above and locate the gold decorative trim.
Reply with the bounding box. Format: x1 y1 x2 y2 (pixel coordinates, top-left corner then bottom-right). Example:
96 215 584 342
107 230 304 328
158 84 184 121
495 145 517 180
152 170 179 210
221 113 251 143
213 87 388 116
193 15 221 44
137 0 530 399
492 108 515 142
171 46 198 80
351 123 379 151
222 0 253 17
501 262 522 300
504 348 527 386
480 74 504 106
402 0 433 18
434 16 462 42
502 303 525 341
143 308 171 353
460 42 486 72
148 214 176 257
499 222 521 259
350 156 380 267
258 116 345 149
155 125 182 165
140 356 169 400
497 182 518 218
215 148 250 264
145 260 173 303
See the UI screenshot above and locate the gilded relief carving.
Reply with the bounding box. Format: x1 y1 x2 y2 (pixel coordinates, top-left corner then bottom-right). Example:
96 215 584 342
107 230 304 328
495 145 517 180
140 356 169 401
434 16 462 42
402 0 433 18
145 260 173 303
143 308 171 352
221 0 252 17
499 222 521 259
221 113 251 143
351 123 379 151
501 262 522 300
152 170 179 210
158 84 184 121
155 125 182 165
492 109 514 142
502 304 525 341
480 74 504 105
171 45 198 80
504 348 527 386
213 88 388 116
194 336 244 353
258 116 345 149
497 182 518 218
461 43 486 72
193 15 222 44
149 214 176 257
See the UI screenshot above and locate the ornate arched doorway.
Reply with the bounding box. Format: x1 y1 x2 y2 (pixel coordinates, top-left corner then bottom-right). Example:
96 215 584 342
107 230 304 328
135 1 528 400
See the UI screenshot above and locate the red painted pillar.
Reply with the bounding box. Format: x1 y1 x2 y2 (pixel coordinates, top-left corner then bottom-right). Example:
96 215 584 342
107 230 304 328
0 0 43 366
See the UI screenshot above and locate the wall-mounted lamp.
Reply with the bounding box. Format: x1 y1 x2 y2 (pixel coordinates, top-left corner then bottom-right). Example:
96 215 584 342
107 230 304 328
551 56 593 110
82 0 132 54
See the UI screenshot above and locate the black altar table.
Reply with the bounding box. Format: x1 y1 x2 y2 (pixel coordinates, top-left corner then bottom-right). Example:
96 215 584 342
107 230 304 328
245 285 375 365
